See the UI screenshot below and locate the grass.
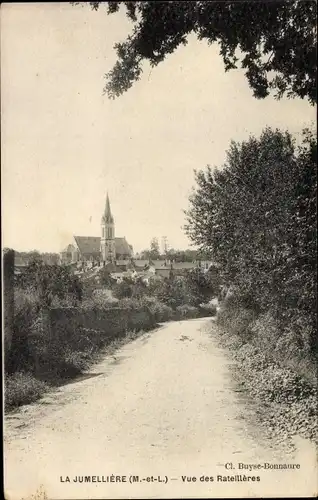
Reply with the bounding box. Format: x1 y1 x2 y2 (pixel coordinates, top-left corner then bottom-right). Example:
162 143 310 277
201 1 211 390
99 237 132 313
5 372 49 412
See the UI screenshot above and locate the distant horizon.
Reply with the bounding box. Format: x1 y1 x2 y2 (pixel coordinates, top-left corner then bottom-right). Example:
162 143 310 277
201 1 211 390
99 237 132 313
2 4 315 255
7 242 199 255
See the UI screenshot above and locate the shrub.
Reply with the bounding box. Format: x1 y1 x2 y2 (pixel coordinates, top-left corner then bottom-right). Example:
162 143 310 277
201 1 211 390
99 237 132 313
251 312 317 386
138 296 174 322
6 288 41 373
176 304 200 319
97 268 116 287
250 312 281 354
112 278 135 299
16 261 83 307
5 372 49 411
81 292 119 310
92 289 119 306
199 303 217 316
148 276 193 308
13 287 40 325
150 302 173 322
217 294 317 386
60 348 93 374
217 303 257 342
184 268 220 305
117 297 141 309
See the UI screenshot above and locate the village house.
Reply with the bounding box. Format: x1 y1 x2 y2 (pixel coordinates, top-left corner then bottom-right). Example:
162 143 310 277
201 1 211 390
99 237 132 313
108 258 214 283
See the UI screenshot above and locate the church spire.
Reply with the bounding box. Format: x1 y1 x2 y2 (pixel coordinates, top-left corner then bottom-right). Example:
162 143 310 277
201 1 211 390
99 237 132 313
102 192 114 224
101 192 115 264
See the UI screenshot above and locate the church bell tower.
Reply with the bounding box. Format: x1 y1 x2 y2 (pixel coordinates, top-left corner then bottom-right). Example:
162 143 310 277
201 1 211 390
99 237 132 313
101 193 116 264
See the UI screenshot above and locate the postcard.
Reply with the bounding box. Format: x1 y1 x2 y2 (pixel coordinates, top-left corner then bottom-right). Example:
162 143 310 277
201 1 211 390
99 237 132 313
2 2 317 499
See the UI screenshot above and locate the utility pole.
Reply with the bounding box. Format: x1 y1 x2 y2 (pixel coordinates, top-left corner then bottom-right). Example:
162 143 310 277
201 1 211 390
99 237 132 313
161 236 168 256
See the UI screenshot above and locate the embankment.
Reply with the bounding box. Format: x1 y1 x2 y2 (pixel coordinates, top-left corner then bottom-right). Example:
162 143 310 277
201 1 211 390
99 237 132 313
213 303 317 448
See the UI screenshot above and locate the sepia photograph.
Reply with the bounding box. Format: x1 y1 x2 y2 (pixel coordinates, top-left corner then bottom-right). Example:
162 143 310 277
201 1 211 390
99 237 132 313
2 1 317 499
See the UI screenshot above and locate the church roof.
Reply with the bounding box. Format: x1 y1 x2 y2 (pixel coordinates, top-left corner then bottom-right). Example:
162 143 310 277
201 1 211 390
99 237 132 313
74 236 100 256
115 237 132 256
74 236 132 257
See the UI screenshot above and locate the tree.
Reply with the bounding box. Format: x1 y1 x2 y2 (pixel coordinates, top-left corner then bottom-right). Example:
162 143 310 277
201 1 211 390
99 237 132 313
82 1 316 104
149 237 160 260
17 261 83 307
138 238 160 260
132 276 149 299
112 276 135 299
147 273 201 308
14 250 60 265
26 250 41 262
185 267 220 304
97 267 116 287
185 128 317 346
137 245 212 262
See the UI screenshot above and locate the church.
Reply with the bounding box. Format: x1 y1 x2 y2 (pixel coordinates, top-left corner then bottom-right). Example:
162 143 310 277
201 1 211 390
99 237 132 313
60 194 133 265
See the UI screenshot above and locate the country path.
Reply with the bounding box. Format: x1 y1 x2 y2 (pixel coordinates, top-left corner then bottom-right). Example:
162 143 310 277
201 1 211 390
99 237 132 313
4 318 317 499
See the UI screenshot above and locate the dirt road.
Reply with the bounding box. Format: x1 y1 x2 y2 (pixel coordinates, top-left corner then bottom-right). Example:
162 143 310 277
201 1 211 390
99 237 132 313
4 319 317 499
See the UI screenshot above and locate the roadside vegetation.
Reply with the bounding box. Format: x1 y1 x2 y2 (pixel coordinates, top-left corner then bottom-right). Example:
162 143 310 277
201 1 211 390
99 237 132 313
4 328 146 412
186 127 317 443
5 256 218 412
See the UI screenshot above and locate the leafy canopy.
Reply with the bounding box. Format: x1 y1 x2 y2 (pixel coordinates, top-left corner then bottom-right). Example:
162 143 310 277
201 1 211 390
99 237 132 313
80 1 316 104
17 260 83 307
185 128 317 343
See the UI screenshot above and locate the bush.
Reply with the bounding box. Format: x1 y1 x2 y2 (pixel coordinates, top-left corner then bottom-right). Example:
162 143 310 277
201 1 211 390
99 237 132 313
59 348 93 374
115 296 173 322
184 268 220 306
112 278 135 299
116 297 140 309
148 276 195 309
149 301 174 322
97 268 116 287
217 304 256 341
251 312 317 386
13 288 40 328
250 312 281 354
92 289 119 306
176 304 200 319
5 372 49 411
216 292 317 386
199 303 217 316
16 261 83 307
6 288 41 373
81 292 119 310
138 296 174 322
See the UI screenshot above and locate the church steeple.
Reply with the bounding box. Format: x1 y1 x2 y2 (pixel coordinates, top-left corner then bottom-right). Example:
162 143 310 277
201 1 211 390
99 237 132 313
102 192 114 224
101 192 115 264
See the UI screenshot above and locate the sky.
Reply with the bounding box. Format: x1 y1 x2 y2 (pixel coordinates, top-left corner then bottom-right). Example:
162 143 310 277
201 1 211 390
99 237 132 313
1 3 316 254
